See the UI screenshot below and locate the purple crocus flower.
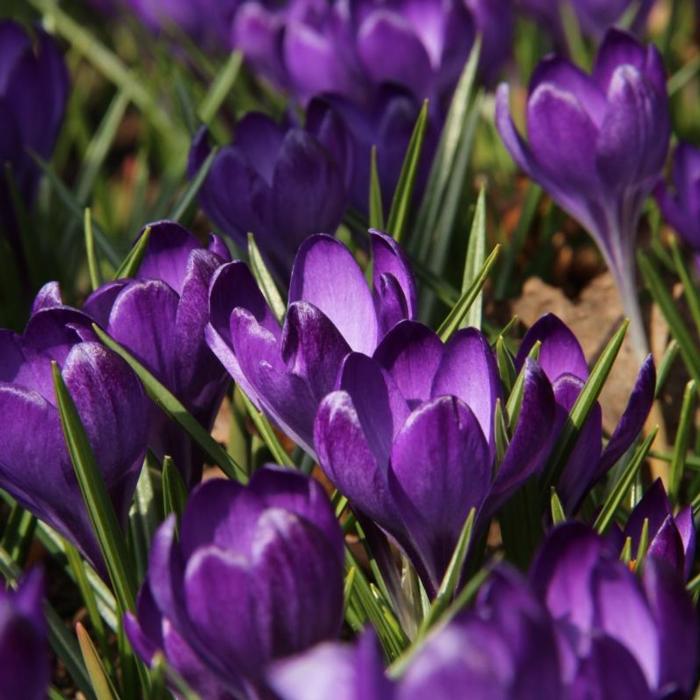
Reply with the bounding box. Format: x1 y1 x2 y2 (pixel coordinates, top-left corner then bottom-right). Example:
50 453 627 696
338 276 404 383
81 221 231 486
398 567 563 699
655 142 700 270
206 230 417 455
190 112 349 282
0 21 68 245
268 630 393 700
618 479 696 580
0 299 149 569
531 522 698 698
314 320 556 593
514 313 655 513
0 570 49 700
496 29 670 355
125 467 344 698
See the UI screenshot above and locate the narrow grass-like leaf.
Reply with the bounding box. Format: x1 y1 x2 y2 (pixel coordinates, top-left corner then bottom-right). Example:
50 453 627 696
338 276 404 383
550 487 566 524
52 363 137 613
84 209 101 291
386 100 429 242
76 90 130 204
669 54 700 95
76 622 119 700
496 336 516 393
162 456 188 522
639 252 700 382
655 339 679 398
409 256 460 306
93 325 246 483
460 188 486 330
594 427 658 533
505 341 541 429
542 320 629 490
494 399 510 462
113 226 151 280
30 153 121 266
417 508 476 636
670 380 697 502
620 536 633 564
247 233 286 322
369 146 384 230
239 391 291 468
0 546 95 698
670 236 700 338
635 518 650 569
0 502 35 566
168 146 219 223
560 1 589 69
437 245 500 341
197 51 243 125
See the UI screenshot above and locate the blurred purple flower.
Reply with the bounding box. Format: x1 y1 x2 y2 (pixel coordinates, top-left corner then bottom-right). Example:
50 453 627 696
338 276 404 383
514 313 655 513
190 112 349 282
82 221 231 486
531 522 698 698
206 230 416 454
616 479 696 580
655 142 700 270
125 467 344 698
314 320 556 592
0 298 149 569
0 570 49 700
518 0 655 43
0 21 68 246
496 29 670 355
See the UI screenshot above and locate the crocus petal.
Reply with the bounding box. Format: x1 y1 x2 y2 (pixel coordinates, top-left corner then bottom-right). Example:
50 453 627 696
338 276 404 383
31 281 62 313
388 396 490 589
289 235 378 354
642 557 699 693
136 221 201 295
674 506 696 580
373 321 443 405
622 479 671 552
83 281 129 328
234 113 287 184
431 327 501 453
514 313 588 383
597 354 655 477
646 516 685 576
370 229 417 321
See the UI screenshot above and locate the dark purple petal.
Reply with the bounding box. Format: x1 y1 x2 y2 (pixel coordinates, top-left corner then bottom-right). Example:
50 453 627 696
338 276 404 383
83 281 130 328
622 479 672 554
373 321 443 405
674 506 696 580
31 282 63 313
370 229 417 322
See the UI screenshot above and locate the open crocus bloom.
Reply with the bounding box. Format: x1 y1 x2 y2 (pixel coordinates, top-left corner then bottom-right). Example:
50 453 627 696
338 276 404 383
496 29 670 355
206 231 417 454
125 467 344 698
314 320 556 594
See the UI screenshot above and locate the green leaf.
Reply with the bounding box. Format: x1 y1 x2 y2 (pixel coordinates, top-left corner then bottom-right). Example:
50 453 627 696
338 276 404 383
369 146 384 231
113 226 151 280
594 427 658 533
635 517 650 568
162 456 189 522
670 236 700 339
0 501 36 566
460 187 486 330
417 508 476 636
436 245 500 341
52 363 137 613
247 233 286 322
655 339 679 398
386 100 429 242
494 399 510 462
76 622 119 700
239 391 291 468
639 252 700 382
550 487 566 525
84 208 102 291
495 336 516 394
168 146 219 223
541 320 629 490
197 51 243 125
93 324 246 483
669 380 697 503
